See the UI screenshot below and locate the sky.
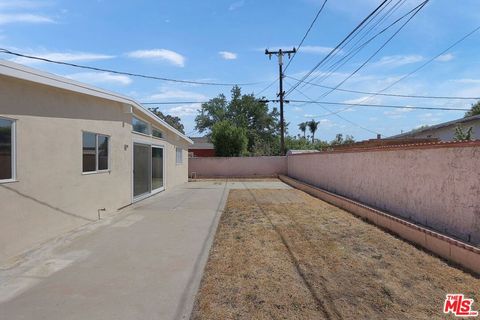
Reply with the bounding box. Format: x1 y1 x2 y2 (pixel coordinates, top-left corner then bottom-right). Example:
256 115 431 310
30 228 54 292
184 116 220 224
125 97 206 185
0 0 479 141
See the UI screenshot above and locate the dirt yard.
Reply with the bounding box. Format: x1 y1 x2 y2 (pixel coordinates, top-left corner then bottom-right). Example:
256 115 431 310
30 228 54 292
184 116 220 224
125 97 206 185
191 187 480 320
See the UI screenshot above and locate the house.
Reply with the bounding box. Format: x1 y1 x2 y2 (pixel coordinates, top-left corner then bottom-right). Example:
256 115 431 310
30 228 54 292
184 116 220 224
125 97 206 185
0 60 192 263
389 114 480 141
188 136 215 157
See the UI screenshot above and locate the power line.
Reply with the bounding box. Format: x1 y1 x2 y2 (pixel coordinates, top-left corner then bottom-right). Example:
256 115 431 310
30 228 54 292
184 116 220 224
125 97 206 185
286 75 480 100
255 78 278 97
283 0 328 73
288 99 470 111
310 0 429 99
301 0 410 89
301 0 404 88
284 79 380 135
285 0 390 97
296 23 480 117
0 48 262 86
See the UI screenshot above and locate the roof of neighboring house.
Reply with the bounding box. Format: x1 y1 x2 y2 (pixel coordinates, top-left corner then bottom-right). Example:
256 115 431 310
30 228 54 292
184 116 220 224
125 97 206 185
389 114 480 139
189 137 214 149
0 60 193 144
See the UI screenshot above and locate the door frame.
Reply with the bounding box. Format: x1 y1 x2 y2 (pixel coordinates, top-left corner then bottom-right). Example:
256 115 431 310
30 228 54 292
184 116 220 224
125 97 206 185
151 144 166 195
131 140 167 203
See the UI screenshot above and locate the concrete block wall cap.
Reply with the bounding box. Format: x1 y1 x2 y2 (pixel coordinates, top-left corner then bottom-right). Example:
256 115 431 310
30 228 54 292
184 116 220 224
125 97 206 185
278 174 480 255
286 140 480 157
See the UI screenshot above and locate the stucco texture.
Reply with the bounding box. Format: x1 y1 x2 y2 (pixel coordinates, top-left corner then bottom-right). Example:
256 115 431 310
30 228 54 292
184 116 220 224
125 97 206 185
287 146 480 245
189 156 287 178
0 76 188 264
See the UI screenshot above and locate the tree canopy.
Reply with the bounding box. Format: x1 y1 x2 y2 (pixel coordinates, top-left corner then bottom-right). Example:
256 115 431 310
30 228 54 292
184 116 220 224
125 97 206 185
195 86 279 154
465 101 480 118
149 107 185 133
210 120 248 156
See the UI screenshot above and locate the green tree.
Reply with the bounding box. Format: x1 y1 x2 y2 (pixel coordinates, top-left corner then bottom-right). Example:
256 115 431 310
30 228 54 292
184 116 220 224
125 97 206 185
331 133 344 146
149 107 185 133
465 101 480 117
298 122 307 139
307 120 319 143
210 120 248 157
453 125 474 141
344 134 355 144
195 86 279 154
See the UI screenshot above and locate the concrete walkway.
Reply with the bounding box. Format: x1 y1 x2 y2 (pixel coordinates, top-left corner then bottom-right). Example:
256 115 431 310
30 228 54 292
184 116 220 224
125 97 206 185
0 180 290 320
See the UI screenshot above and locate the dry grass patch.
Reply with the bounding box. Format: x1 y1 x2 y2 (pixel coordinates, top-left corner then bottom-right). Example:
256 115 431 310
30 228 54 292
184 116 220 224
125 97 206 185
191 189 479 320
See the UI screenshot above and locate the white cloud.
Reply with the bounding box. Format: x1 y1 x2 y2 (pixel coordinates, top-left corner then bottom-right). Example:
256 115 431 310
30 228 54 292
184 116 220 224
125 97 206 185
293 107 303 112
146 89 209 102
0 1 49 9
166 104 201 117
343 96 381 105
65 72 132 86
452 78 480 84
375 55 424 68
0 13 54 25
127 49 186 67
384 107 413 118
9 51 115 65
300 46 336 54
435 53 454 62
229 0 245 11
219 51 237 60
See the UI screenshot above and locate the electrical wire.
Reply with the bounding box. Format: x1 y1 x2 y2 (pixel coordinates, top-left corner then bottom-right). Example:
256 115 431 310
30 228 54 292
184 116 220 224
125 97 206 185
285 0 390 97
301 0 403 88
288 99 470 111
296 23 480 117
283 0 328 73
286 75 480 100
302 0 409 89
284 79 380 135
0 48 262 86
315 0 429 100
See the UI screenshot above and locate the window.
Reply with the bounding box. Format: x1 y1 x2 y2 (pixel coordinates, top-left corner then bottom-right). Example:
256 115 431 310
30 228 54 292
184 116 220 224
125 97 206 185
98 135 109 171
83 132 109 173
132 116 150 135
176 147 183 164
152 128 163 139
0 118 14 181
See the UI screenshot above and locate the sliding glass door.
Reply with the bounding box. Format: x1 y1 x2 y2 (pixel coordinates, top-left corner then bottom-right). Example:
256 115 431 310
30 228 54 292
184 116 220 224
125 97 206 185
133 143 151 198
151 147 164 191
133 143 165 199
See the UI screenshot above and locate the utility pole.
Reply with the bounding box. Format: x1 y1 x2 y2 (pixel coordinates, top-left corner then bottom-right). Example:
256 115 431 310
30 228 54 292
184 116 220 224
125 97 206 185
265 47 296 156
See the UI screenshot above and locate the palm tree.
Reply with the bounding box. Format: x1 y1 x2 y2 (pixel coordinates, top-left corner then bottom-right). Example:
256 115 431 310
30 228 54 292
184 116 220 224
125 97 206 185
298 122 307 139
308 120 319 143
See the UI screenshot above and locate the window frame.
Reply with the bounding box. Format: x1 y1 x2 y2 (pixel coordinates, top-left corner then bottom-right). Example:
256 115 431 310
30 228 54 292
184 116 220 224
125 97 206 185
0 116 16 183
175 147 183 165
152 127 164 140
132 116 151 136
82 131 111 175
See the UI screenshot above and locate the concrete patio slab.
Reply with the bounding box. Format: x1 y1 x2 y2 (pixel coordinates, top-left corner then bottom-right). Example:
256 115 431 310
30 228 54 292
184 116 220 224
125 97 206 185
0 180 291 320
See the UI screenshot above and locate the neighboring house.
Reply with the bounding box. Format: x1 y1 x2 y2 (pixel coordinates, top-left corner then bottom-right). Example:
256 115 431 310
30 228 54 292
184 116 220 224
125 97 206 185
389 114 480 141
0 60 192 263
188 136 215 157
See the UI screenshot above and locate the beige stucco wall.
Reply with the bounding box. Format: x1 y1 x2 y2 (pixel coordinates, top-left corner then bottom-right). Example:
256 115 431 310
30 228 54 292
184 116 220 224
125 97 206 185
287 145 480 245
0 76 188 264
188 156 287 178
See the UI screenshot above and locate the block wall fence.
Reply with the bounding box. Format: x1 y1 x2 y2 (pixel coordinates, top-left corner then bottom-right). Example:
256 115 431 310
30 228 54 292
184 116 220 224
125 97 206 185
189 142 480 246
